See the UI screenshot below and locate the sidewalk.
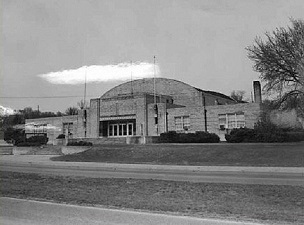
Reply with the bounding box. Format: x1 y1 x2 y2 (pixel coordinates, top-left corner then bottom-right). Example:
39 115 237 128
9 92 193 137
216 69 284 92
1 197 269 225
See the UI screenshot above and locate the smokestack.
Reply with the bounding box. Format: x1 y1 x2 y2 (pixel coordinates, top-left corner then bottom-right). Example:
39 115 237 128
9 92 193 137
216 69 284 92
253 81 262 103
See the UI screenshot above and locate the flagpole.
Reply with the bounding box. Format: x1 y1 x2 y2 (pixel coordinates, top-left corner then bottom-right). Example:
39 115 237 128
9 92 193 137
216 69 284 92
131 60 133 95
153 56 156 104
83 35 88 109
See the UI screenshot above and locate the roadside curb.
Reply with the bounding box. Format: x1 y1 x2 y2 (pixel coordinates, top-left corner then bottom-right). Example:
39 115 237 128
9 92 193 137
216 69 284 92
0 155 303 174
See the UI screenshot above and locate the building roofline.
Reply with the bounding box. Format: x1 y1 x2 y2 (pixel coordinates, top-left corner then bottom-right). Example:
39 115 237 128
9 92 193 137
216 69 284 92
194 87 237 102
100 77 237 102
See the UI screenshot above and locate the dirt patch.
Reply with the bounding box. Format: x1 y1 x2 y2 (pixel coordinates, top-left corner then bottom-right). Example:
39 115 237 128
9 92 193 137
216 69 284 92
1 171 303 224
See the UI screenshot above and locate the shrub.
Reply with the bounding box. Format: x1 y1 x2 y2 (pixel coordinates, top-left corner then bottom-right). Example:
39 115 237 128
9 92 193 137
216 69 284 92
225 127 304 143
56 134 65 139
159 131 220 143
284 132 304 142
225 128 256 143
159 131 178 143
27 135 48 145
67 141 93 146
195 131 220 143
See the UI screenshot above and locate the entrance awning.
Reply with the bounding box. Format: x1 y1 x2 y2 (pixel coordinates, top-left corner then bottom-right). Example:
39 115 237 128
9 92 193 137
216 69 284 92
100 115 136 121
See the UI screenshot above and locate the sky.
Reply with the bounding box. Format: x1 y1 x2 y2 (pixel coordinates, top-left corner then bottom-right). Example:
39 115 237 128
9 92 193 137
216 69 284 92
1 0 304 113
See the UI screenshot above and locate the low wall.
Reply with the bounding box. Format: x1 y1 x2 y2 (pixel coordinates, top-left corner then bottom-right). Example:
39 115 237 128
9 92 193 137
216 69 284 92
53 139 67 146
0 146 13 155
126 136 160 144
12 146 62 155
126 136 141 144
69 137 127 145
70 136 161 145
61 146 91 155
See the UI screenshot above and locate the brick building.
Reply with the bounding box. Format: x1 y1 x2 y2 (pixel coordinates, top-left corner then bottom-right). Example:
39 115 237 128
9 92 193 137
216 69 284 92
25 78 262 143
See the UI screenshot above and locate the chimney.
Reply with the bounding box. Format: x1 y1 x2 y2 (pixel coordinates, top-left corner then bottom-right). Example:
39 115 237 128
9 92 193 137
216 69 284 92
253 81 262 103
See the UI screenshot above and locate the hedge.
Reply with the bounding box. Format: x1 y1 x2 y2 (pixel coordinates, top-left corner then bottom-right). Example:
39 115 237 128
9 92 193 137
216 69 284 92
159 131 220 143
225 128 304 143
27 135 48 145
67 141 93 146
56 134 65 139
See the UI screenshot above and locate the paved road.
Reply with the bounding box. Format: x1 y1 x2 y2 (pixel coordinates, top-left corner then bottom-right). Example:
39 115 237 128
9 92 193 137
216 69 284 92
1 155 303 186
1 197 268 225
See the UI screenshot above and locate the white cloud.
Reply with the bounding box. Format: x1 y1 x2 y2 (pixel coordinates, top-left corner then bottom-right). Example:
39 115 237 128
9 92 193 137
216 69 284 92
0 105 16 116
38 62 160 85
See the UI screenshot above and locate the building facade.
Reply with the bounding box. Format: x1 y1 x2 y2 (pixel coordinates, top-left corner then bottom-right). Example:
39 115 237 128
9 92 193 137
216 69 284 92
25 78 262 143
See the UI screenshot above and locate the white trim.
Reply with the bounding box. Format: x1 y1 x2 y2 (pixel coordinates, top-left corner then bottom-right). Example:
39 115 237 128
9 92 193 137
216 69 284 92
100 115 136 121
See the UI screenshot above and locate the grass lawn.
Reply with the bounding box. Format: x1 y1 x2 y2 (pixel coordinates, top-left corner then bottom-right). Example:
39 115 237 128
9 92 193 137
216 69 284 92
51 142 304 167
1 171 303 224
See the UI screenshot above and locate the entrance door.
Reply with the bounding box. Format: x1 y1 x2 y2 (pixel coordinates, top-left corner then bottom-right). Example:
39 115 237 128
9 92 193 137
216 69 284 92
107 121 135 137
128 123 133 136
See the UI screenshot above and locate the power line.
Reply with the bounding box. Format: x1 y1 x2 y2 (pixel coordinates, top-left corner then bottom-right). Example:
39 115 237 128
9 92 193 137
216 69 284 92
0 95 97 99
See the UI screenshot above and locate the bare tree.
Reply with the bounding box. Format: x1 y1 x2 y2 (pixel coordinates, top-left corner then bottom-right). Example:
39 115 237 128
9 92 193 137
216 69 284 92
230 90 246 102
65 107 78 115
246 19 304 115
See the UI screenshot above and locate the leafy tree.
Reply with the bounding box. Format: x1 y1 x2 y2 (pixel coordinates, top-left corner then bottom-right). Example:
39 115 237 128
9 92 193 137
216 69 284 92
56 111 64 117
230 90 246 102
246 19 304 116
65 107 78 115
4 127 25 144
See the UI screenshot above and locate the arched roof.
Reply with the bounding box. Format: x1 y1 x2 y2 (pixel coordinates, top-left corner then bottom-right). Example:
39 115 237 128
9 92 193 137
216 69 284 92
101 78 199 99
100 78 235 106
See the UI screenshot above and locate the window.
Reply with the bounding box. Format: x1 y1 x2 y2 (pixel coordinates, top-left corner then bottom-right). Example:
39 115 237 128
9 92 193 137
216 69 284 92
29 123 47 134
175 117 183 131
175 116 190 132
63 123 74 137
219 115 227 130
218 113 245 130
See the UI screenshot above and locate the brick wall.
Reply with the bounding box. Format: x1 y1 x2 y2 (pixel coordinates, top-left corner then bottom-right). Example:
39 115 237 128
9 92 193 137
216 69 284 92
147 103 167 136
167 103 261 141
167 106 205 133
206 103 261 129
26 115 80 144
87 98 100 138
